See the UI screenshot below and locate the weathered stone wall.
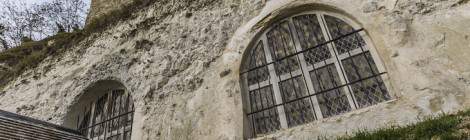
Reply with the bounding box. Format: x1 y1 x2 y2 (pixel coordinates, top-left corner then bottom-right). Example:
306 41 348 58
86 0 133 24
0 0 470 140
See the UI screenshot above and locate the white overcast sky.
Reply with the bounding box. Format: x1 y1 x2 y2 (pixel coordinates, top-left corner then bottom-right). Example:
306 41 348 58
25 0 90 5
0 0 92 46
24 0 50 5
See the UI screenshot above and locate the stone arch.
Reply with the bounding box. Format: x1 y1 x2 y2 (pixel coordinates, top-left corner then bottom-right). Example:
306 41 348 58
237 2 392 138
239 2 368 77
62 79 136 139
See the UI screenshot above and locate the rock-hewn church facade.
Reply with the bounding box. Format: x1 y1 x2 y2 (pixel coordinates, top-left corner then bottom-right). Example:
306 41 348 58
1 0 470 139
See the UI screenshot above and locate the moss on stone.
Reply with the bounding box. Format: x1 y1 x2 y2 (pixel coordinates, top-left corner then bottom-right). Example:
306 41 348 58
0 32 85 89
0 0 159 89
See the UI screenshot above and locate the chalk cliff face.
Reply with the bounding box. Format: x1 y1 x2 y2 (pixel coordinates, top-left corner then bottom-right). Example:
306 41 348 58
1 0 470 139
86 0 132 24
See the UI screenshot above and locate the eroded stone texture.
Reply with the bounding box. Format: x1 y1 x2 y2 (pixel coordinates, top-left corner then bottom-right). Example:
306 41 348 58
1 0 470 140
86 0 133 24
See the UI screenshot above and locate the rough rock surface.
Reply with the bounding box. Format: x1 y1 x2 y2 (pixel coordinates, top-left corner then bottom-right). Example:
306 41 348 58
1 0 470 140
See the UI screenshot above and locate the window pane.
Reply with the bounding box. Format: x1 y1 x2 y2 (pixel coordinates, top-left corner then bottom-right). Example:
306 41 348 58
325 15 366 54
247 42 270 85
303 44 331 66
350 78 390 108
274 55 301 76
267 21 301 75
293 14 331 65
293 14 326 49
249 86 276 112
342 52 379 82
324 15 354 39
310 64 351 117
279 76 315 126
243 13 391 137
342 52 390 108
79 90 134 139
248 86 280 135
91 94 108 137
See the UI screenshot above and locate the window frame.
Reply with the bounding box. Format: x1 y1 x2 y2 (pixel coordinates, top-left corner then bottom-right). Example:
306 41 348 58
77 88 135 140
241 11 394 137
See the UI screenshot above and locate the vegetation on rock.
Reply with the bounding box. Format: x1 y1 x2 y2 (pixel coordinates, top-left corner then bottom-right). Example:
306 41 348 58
0 0 158 90
338 110 470 140
0 32 84 89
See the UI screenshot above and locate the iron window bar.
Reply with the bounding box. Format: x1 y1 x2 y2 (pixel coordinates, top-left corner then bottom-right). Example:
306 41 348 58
241 28 364 75
76 90 134 140
78 111 134 131
247 71 386 115
243 13 391 137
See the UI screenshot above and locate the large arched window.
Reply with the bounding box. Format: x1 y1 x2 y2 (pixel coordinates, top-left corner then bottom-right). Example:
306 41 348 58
64 80 135 140
240 12 391 137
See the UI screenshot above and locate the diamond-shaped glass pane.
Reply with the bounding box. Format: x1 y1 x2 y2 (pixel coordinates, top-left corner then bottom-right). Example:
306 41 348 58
342 52 390 108
303 45 331 65
325 15 366 54
310 64 351 117
333 33 366 55
293 14 326 50
279 76 316 126
267 21 301 75
247 42 270 85
273 56 300 76
342 52 380 82
293 14 331 65
249 86 281 135
350 78 390 108
325 15 354 39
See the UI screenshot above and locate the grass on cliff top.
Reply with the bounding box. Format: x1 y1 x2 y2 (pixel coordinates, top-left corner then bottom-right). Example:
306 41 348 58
0 32 84 87
337 110 470 140
0 0 157 90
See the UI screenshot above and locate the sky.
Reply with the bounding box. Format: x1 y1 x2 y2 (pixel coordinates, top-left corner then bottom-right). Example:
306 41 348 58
22 0 91 6
0 0 92 48
23 0 50 5
4 0 91 9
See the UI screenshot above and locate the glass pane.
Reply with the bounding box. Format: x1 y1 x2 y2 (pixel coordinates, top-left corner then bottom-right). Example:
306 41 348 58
293 14 331 65
325 15 366 54
303 44 331 65
342 52 390 108
249 86 276 112
267 21 301 75
91 94 108 137
310 64 351 117
342 52 379 82
124 131 131 140
350 77 390 108
274 55 300 76
247 42 270 85
293 14 326 49
83 90 134 139
78 109 91 136
248 86 280 135
108 90 125 132
279 76 315 126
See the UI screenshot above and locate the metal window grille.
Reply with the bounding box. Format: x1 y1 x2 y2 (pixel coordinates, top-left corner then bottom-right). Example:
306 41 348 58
241 13 391 137
77 89 135 140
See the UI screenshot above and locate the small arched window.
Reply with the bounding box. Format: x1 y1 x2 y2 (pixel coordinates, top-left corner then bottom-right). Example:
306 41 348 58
67 81 135 140
240 12 391 136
